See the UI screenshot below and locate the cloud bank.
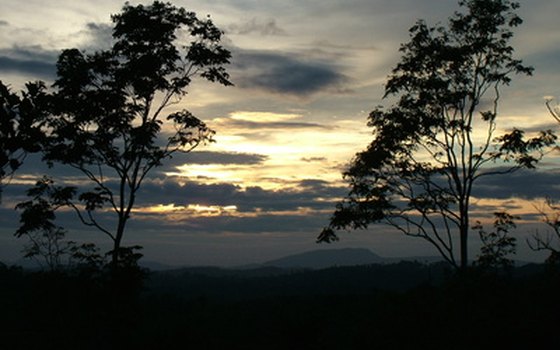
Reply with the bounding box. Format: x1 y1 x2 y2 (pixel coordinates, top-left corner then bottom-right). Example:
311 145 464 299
232 49 348 96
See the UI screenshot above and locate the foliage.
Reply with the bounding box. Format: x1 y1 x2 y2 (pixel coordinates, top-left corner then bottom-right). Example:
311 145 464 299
545 97 560 124
27 1 232 266
527 100 560 266
0 81 45 200
473 211 517 271
14 176 77 271
319 0 555 270
529 198 560 266
15 176 148 281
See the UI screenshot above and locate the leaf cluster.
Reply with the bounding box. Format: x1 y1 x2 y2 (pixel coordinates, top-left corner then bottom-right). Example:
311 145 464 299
473 211 518 270
0 81 46 191
14 177 77 271
44 2 230 170
529 198 560 266
494 128 557 168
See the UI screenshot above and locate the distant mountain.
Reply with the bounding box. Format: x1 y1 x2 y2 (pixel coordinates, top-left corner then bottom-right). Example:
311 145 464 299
140 260 178 271
263 248 385 269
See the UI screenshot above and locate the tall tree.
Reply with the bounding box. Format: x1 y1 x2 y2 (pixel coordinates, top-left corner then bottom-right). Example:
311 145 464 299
35 1 231 267
318 0 555 270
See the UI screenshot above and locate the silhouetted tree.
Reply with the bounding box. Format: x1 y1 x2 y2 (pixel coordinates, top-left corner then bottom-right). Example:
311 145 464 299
545 97 560 124
529 192 560 266
0 81 45 201
473 212 517 271
318 0 555 271
15 177 77 271
528 100 560 265
31 1 231 267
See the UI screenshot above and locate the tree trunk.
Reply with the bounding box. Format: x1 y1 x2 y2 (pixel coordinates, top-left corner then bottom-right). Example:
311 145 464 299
460 225 468 271
459 199 469 271
111 217 126 268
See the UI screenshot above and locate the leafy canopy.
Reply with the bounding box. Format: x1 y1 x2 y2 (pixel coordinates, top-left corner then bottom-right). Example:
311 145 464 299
0 81 45 198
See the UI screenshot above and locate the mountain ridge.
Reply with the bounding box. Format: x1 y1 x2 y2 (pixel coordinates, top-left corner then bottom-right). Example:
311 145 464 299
260 247 442 269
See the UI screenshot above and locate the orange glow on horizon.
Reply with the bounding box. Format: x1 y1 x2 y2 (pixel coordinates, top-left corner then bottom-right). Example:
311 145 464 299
133 203 239 217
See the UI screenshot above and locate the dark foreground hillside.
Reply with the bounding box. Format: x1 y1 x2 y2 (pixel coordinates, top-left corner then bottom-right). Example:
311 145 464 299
1 261 559 349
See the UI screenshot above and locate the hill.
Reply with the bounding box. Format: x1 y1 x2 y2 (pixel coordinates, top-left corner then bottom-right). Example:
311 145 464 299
262 248 385 269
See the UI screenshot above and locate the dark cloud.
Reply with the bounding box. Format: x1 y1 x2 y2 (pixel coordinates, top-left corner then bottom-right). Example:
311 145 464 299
0 45 57 79
0 20 8 26
131 211 328 234
0 56 55 79
2 174 343 236
181 151 268 165
136 179 345 212
145 150 269 177
3 171 344 213
227 17 286 36
474 168 560 199
232 49 348 96
310 40 378 52
10 153 111 180
218 118 334 130
13 149 267 184
82 22 114 50
299 179 331 190
517 122 559 134
301 157 328 163
526 47 560 72
7 166 558 239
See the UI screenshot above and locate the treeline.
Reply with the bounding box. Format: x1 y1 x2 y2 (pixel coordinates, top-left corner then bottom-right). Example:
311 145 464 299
147 262 447 300
2 261 559 349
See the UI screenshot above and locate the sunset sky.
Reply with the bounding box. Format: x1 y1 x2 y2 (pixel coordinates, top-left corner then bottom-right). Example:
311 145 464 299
1 0 560 266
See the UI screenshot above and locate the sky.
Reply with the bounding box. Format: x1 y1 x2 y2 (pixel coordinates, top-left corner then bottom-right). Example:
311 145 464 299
1 0 560 267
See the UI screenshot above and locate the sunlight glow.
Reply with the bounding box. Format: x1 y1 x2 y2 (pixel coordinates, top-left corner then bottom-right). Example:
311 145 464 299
229 111 302 122
134 203 239 217
133 204 332 222
164 115 370 190
470 197 547 224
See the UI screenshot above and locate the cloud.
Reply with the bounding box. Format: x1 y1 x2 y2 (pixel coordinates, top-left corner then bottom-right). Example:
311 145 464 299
232 49 348 96
211 116 333 131
81 22 114 50
180 151 268 165
218 118 333 130
309 40 378 52
0 45 58 79
211 111 334 132
135 179 345 212
474 168 560 200
132 210 329 234
0 19 114 80
227 17 286 36
2 174 344 236
3 172 343 212
299 179 331 189
230 111 301 122
301 157 328 163
0 57 55 79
